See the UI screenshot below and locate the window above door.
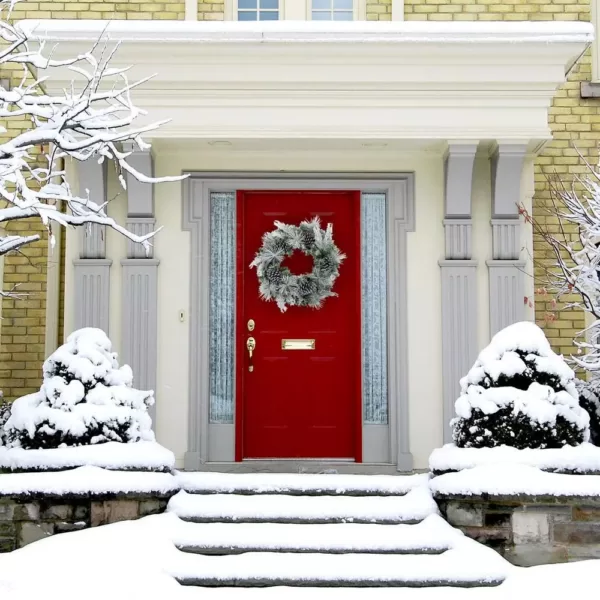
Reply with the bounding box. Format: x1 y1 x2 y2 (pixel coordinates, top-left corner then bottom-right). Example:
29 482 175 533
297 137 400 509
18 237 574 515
229 0 366 20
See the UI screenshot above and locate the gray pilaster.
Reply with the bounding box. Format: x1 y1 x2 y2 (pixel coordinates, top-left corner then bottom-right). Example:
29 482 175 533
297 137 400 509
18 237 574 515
73 159 111 333
73 258 112 332
440 143 478 443
121 148 159 423
488 143 527 336
121 259 160 416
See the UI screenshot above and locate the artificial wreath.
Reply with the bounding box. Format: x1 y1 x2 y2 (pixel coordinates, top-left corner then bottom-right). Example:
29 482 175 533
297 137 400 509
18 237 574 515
250 217 346 313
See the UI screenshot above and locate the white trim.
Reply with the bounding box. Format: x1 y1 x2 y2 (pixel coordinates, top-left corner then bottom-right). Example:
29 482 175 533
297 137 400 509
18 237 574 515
391 0 404 21
185 0 198 21
594 0 600 81
44 221 62 356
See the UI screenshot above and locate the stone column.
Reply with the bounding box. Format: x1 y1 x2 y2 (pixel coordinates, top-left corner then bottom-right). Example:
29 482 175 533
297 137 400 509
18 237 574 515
121 147 159 422
439 143 479 443
73 159 112 332
487 144 527 336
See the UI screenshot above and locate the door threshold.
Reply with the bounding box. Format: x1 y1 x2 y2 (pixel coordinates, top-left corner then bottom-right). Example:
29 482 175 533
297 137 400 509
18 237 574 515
243 458 355 462
187 461 402 475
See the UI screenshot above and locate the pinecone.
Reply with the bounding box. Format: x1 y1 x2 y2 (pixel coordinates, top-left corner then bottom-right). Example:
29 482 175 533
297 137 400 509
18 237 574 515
299 224 316 248
298 276 317 297
317 255 336 276
265 264 284 285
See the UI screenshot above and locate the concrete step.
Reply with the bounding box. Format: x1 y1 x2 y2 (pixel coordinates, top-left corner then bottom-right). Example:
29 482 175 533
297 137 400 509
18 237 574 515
169 547 508 588
176 472 428 496
173 514 455 555
167 487 438 525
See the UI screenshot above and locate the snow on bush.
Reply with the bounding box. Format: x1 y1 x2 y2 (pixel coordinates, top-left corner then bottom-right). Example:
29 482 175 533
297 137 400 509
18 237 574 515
1 328 154 449
576 379 600 446
451 322 590 449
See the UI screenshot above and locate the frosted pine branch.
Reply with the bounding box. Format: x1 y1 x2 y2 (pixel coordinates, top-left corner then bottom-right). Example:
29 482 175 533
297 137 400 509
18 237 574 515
0 0 185 295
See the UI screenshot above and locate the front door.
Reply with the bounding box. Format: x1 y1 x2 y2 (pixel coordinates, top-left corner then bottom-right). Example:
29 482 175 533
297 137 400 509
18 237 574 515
236 190 362 460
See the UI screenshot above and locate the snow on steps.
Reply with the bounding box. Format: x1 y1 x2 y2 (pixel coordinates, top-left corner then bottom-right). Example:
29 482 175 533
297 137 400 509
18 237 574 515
168 486 438 524
173 515 453 555
170 542 508 588
176 471 429 496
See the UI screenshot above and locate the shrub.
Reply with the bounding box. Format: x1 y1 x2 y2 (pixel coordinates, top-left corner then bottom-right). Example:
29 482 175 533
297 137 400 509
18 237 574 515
451 322 589 449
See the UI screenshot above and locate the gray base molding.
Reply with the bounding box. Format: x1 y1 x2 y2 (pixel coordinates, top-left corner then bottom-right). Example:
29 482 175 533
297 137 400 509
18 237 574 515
121 259 160 423
73 258 113 332
181 461 410 475
487 260 526 336
439 260 478 443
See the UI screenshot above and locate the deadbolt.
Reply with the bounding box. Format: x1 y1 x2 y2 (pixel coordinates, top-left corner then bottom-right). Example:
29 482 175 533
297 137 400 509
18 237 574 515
247 319 255 332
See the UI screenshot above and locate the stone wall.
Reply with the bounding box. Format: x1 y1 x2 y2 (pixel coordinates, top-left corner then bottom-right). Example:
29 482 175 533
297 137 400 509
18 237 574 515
0 493 170 552
437 495 600 566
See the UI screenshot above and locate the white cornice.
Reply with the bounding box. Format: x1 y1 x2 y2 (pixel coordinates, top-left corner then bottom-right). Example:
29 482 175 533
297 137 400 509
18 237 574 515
19 20 592 147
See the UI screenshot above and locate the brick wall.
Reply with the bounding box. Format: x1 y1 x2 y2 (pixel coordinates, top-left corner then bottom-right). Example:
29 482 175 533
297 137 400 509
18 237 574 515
405 0 595 358
367 0 391 20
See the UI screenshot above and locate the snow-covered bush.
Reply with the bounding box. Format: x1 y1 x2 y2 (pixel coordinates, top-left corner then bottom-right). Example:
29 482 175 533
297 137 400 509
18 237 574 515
451 322 590 449
2 329 154 449
576 379 600 446
0 395 9 447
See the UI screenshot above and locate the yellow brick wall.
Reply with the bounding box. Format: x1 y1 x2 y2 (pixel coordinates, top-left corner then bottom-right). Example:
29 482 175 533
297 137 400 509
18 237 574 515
405 0 595 359
367 0 392 20
198 0 224 20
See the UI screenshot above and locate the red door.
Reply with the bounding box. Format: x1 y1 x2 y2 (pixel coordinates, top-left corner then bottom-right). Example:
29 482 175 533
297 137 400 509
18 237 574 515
236 190 362 460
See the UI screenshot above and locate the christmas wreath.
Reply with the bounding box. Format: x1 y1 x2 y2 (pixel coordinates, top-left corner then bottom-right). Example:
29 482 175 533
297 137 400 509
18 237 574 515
250 217 346 313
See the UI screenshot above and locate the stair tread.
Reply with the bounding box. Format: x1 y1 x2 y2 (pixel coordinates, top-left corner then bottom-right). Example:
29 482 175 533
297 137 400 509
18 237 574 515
168 487 438 524
173 514 455 554
177 472 428 496
170 546 508 587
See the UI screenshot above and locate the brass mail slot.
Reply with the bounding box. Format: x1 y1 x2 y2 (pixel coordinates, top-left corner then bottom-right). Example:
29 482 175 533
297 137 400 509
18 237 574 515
282 339 315 350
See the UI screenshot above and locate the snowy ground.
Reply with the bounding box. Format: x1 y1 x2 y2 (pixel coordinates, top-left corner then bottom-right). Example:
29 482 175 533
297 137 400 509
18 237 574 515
0 513 597 600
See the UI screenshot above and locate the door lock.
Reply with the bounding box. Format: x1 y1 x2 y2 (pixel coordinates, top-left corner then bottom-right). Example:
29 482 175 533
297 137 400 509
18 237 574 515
247 319 255 332
246 337 256 372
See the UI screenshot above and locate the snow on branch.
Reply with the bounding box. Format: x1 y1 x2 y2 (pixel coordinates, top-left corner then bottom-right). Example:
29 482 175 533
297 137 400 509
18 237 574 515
524 153 600 373
0 0 185 293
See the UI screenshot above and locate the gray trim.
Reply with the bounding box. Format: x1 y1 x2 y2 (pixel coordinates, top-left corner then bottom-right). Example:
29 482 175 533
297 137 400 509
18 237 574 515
208 424 235 462
444 143 477 219
443 219 472 260
491 144 527 218
121 259 160 424
123 149 155 217
77 160 107 259
127 218 156 259
182 173 415 472
487 260 526 336
73 259 112 332
491 219 520 260
189 461 411 475
362 424 390 464
580 81 600 99
439 260 478 443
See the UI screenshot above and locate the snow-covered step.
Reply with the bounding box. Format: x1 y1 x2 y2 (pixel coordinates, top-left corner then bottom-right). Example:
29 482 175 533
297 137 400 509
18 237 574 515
176 471 428 496
169 546 508 588
173 514 454 555
168 487 438 524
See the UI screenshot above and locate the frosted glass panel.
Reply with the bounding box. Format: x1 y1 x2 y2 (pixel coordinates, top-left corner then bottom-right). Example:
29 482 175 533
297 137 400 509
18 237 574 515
361 192 388 424
209 192 236 424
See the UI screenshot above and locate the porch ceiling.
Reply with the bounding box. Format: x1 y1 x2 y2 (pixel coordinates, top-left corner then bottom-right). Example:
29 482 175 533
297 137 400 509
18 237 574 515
21 21 593 148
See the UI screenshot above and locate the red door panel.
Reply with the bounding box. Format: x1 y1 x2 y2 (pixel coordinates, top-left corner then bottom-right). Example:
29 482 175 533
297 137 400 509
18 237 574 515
236 190 362 460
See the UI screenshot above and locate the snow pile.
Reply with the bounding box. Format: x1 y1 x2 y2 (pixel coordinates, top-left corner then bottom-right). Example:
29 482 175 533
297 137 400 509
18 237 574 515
0 465 179 497
431 464 600 498
0 441 174 472
451 322 589 449
429 442 600 474
2 328 155 449
576 378 600 446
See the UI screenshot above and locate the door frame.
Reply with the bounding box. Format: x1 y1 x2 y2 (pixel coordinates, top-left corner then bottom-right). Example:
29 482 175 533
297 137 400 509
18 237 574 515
235 189 363 462
182 173 415 472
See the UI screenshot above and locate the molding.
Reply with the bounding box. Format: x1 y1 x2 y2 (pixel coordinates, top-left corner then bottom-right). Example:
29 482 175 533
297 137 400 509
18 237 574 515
391 0 404 21
491 218 520 260
443 219 472 261
73 259 112 332
487 260 526 336
491 143 527 218
29 22 589 145
182 173 415 472
76 159 107 259
121 259 160 424
124 149 154 218
444 143 477 220
185 0 198 20
439 261 478 443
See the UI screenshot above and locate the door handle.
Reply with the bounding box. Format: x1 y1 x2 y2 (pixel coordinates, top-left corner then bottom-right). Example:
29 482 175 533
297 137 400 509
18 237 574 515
246 337 256 372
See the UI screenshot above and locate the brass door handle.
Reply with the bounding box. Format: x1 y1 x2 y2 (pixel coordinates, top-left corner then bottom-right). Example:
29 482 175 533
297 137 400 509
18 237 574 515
246 337 256 372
